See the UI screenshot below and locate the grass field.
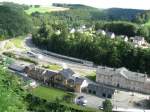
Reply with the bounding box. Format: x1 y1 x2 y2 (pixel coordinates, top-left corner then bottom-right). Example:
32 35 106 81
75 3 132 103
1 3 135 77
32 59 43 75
30 86 67 101
29 86 101 112
81 71 96 81
42 64 63 71
3 36 26 50
145 20 150 26
10 36 25 49
25 6 69 15
4 41 14 50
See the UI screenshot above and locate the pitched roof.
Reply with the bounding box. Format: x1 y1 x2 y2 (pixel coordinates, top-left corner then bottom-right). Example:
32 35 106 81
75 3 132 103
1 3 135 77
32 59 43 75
132 36 144 41
97 66 147 82
75 77 84 84
45 70 57 77
8 63 25 72
59 68 75 79
107 32 115 36
8 62 31 72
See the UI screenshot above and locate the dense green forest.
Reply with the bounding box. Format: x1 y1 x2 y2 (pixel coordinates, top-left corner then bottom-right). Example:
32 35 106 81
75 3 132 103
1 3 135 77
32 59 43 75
95 21 150 42
0 2 149 39
134 10 150 24
52 3 145 21
32 23 150 76
30 4 150 42
0 2 32 39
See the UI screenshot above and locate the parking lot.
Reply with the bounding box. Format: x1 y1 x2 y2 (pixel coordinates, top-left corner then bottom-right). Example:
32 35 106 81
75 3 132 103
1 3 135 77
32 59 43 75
75 90 150 109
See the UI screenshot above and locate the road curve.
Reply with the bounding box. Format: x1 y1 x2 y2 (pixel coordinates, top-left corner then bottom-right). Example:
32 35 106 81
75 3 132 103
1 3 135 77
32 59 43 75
24 36 96 73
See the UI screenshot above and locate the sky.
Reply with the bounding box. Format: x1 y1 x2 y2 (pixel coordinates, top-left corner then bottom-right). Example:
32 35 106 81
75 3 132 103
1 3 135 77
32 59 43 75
0 0 150 10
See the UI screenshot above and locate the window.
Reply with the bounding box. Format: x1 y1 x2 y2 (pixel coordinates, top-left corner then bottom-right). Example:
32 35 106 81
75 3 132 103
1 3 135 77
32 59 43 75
68 79 74 85
89 90 91 93
102 93 106 97
107 94 112 98
93 91 96 95
117 83 120 87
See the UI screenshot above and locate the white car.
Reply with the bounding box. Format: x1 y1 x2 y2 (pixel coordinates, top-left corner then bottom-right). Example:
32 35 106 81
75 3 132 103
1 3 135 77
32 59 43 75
98 106 103 110
77 100 87 106
76 97 87 106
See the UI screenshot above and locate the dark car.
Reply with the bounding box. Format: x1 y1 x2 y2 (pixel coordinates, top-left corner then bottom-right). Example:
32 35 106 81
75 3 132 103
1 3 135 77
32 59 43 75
77 96 84 99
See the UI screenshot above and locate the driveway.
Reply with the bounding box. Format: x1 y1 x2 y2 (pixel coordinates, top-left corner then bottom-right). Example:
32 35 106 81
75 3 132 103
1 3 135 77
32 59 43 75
75 92 105 109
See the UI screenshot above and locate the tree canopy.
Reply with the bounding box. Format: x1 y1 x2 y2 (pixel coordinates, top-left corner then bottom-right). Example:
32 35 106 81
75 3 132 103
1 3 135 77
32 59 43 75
33 23 150 76
0 65 27 111
102 99 113 112
0 2 32 38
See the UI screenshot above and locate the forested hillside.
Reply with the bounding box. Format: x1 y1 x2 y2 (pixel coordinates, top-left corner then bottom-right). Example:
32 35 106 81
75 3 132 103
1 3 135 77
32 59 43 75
134 10 150 24
52 3 145 21
32 24 150 76
0 2 32 39
0 2 146 40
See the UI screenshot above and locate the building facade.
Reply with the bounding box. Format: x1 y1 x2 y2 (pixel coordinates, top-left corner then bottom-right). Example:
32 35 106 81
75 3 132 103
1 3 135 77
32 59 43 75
25 65 88 93
87 83 115 98
130 36 146 46
96 66 150 94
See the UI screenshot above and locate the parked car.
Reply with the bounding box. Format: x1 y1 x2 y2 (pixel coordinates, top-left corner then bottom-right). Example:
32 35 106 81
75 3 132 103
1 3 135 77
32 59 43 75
27 51 37 58
76 96 87 106
77 100 87 106
98 105 103 110
77 96 84 99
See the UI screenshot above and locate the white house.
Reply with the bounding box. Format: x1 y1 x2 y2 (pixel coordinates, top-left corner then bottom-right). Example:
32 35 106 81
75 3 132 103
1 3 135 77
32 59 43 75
55 30 61 35
81 25 86 29
29 81 37 88
96 29 106 36
107 32 115 39
70 28 76 33
119 35 128 42
124 36 128 42
130 36 146 46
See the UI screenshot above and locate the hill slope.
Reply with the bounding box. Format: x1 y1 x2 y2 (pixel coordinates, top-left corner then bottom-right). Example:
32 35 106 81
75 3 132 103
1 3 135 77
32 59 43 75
52 3 145 21
0 2 33 38
104 8 144 21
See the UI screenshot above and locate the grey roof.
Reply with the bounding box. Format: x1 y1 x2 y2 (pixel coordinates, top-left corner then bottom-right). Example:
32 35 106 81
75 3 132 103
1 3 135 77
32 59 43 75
45 70 57 77
88 83 115 92
132 36 144 41
118 67 146 81
97 66 147 82
75 77 84 84
59 68 85 85
8 63 27 72
26 64 35 70
31 66 57 77
107 32 115 36
59 68 75 79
